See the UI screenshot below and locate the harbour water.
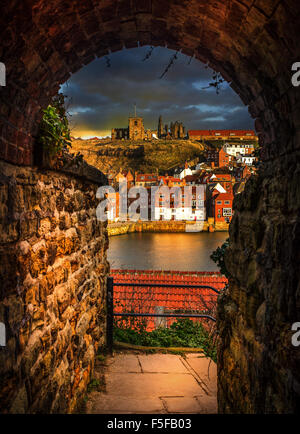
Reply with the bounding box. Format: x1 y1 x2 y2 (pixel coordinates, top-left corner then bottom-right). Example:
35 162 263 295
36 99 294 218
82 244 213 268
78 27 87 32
108 231 228 271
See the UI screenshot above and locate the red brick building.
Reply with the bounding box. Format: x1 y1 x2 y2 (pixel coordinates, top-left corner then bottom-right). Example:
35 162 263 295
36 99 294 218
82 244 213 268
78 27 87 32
212 190 234 223
206 148 232 167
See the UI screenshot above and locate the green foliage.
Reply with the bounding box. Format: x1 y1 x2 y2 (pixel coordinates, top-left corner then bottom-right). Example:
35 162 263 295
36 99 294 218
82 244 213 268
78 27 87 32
114 318 217 362
37 93 71 156
87 378 100 393
210 238 230 278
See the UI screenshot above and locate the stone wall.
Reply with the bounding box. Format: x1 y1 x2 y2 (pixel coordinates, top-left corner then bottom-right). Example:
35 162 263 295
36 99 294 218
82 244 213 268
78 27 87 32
218 154 300 413
107 220 229 236
0 161 109 413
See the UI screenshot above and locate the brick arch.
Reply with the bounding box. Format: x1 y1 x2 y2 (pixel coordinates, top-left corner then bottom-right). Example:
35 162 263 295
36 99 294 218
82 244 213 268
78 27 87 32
1 1 299 166
1 1 300 414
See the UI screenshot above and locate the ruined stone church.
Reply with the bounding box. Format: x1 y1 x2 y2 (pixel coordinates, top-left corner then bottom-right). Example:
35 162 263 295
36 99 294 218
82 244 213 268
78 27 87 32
111 109 186 141
158 115 185 139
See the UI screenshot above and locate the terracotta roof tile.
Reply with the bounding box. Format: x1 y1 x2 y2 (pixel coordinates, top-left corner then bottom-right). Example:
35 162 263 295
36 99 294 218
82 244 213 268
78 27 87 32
111 269 226 330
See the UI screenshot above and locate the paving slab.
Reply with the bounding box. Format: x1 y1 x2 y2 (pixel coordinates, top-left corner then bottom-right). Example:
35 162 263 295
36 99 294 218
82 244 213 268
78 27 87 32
106 373 201 397
108 354 141 373
90 395 165 414
86 353 218 414
185 354 217 395
138 354 187 373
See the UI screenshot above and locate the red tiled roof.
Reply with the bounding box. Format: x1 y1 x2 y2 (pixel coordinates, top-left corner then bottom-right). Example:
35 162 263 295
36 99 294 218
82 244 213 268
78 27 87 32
189 129 256 137
111 269 227 331
167 177 182 182
210 173 232 180
213 191 234 200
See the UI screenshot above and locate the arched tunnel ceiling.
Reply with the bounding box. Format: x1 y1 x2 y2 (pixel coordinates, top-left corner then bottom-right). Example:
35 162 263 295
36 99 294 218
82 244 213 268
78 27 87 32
0 0 299 165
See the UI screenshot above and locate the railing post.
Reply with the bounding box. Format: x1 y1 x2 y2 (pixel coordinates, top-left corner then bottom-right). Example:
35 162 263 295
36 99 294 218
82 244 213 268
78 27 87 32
106 277 114 355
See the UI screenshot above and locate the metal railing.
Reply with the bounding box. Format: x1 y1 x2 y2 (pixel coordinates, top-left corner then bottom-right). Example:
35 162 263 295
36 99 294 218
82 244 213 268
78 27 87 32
106 276 221 354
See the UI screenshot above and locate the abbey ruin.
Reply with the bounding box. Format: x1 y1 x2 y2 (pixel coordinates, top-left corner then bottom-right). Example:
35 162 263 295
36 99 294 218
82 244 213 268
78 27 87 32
111 114 186 141
158 115 185 139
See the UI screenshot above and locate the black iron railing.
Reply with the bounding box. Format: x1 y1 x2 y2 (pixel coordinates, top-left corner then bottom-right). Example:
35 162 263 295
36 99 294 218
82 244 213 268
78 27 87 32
106 276 221 354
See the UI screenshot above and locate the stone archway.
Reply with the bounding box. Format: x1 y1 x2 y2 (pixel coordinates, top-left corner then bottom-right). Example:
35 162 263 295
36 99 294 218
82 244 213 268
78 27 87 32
0 0 299 413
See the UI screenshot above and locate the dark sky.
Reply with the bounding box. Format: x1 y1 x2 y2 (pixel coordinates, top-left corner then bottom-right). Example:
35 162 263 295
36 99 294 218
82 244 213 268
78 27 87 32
61 46 254 139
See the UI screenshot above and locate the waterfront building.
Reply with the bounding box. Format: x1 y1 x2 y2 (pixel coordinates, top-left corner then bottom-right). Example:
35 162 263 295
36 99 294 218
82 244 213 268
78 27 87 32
206 182 234 224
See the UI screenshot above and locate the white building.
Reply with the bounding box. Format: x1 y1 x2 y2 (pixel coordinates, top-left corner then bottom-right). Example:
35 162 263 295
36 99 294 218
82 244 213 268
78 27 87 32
223 142 255 157
179 163 193 179
154 206 205 221
236 154 256 166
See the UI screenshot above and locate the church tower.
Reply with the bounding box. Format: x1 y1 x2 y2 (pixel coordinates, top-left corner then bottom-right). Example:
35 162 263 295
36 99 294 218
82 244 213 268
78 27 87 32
128 104 144 140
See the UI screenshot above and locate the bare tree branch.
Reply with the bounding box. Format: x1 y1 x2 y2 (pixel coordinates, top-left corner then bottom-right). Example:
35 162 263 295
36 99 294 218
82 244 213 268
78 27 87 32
159 51 179 79
142 46 155 61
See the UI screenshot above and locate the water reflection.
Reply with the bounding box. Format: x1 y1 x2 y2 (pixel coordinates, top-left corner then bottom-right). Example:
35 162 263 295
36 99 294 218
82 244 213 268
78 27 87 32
108 232 228 271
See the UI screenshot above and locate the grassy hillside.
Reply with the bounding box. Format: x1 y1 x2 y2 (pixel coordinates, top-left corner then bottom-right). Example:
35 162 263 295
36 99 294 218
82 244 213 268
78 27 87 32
70 138 206 175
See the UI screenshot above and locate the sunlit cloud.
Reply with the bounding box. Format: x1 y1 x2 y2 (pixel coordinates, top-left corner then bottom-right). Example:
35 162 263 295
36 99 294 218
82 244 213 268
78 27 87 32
202 116 227 122
69 107 94 116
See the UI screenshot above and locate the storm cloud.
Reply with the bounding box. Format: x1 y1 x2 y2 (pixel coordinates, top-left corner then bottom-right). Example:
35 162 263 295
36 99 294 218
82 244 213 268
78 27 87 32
61 46 254 138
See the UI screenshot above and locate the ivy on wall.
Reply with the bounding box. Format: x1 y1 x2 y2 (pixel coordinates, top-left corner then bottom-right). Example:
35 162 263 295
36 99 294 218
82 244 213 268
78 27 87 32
210 238 230 278
37 94 71 156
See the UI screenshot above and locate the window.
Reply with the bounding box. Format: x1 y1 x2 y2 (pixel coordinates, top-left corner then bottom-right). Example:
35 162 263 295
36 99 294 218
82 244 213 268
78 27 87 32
224 200 230 205
223 208 232 216
216 200 222 205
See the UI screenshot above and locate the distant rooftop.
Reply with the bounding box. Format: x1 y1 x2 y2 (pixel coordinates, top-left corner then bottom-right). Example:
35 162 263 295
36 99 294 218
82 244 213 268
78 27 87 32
188 129 257 137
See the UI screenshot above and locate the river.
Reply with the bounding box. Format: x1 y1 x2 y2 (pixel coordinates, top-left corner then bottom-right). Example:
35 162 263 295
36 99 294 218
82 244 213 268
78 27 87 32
107 232 228 271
